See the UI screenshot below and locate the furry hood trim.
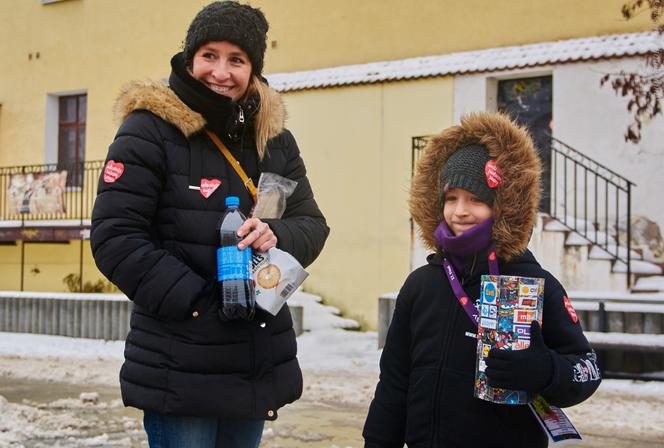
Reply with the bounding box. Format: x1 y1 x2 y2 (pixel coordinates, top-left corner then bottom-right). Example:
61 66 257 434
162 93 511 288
410 112 542 262
113 80 285 139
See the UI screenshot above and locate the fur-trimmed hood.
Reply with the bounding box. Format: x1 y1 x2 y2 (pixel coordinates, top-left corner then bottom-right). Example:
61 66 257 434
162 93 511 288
113 80 286 140
410 112 541 262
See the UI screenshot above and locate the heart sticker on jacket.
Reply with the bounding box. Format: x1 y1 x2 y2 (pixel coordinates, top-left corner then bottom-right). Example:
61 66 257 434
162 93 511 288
103 160 124 183
200 178 221 199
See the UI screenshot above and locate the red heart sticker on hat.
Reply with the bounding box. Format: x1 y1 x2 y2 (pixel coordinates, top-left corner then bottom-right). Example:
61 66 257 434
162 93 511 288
103 160 124 183
485 160 502 188
200 178 221 199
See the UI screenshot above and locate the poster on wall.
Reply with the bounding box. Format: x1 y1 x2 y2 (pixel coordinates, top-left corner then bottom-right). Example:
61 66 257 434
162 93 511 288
6 171 68 215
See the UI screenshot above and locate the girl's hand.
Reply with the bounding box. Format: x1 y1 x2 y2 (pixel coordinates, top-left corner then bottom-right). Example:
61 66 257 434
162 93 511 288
237 218 277 252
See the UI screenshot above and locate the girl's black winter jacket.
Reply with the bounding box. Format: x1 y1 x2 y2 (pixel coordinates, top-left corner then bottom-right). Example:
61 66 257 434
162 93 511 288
363 251 600 447
365 113 600 447
90 80 329 420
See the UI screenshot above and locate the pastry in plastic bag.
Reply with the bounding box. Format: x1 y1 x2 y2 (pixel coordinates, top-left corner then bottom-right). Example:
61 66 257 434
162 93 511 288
251 247 308 315
252 172 297 219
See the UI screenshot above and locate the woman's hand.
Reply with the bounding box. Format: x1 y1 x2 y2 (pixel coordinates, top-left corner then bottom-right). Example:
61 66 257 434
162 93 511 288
237 218 277 252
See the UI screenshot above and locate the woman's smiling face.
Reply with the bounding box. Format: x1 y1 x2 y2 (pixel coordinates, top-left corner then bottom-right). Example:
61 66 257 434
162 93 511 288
191 41 252 102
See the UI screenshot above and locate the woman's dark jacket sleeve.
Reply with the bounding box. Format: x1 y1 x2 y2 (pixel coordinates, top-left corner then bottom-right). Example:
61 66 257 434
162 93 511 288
262 130 329 268
363 279 415 448
91 112 209 321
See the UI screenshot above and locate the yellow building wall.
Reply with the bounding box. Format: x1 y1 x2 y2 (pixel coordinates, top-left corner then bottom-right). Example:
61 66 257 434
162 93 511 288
0 0 654 326
0 241 110 292
0 0 652 168
284 77 454 327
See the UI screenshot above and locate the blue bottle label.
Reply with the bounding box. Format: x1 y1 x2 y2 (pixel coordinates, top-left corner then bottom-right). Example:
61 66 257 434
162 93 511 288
217 246 252 281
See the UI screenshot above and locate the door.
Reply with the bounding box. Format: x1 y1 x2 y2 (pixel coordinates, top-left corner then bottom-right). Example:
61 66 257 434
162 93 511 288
497 76 552 213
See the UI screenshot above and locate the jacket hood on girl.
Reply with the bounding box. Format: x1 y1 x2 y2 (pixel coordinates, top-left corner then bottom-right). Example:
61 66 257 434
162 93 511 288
410 112 542 262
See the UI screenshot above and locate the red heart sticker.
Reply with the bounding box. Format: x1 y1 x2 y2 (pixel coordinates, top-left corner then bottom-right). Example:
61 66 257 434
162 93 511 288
485 160 502 188
460 296 469 306
200 178 221 199
103 160 124 183
563 295 578 324
488 252 496 261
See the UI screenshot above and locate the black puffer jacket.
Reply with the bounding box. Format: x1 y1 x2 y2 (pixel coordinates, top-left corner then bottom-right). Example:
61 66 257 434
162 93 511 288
91 79 329 420
363 251 600 447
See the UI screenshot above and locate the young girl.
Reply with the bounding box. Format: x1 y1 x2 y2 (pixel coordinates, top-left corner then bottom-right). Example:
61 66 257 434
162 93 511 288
363 112 600 447
91 2 329 447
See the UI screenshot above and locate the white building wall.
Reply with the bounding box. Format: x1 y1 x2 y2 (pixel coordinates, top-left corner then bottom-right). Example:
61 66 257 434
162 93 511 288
453 57 664 228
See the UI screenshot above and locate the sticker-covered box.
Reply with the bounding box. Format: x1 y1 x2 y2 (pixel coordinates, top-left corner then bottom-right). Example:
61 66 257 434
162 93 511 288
474 275 544 405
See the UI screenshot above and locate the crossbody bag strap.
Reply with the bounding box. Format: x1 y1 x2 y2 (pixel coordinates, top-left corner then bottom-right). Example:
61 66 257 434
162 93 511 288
204 129 257 203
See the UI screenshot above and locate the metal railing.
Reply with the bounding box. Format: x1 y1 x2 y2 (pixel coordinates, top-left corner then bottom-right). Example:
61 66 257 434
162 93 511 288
549 137 635 287
0 160 103 224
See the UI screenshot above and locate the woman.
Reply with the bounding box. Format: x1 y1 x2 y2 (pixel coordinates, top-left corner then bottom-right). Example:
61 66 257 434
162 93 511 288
90 2 329 447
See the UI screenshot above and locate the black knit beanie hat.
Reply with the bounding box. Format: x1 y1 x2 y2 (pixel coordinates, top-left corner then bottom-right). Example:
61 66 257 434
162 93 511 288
440 144 502 206
183 1 269 75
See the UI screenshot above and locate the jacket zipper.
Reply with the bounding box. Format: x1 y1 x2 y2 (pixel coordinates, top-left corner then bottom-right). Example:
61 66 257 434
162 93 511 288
462 253 478 287
238 105 245 123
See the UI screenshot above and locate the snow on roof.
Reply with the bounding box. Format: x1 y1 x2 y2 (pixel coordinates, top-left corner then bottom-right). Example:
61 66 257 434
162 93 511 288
266 32 661 92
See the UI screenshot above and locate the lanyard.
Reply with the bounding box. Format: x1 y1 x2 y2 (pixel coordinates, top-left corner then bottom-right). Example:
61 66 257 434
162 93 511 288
442 243 499 326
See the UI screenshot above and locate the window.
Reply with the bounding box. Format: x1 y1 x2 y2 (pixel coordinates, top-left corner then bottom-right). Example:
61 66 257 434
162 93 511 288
58 94 86 187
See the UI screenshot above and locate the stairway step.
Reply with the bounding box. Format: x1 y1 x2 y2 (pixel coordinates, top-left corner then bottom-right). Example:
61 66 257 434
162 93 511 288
543 220 569 232
632 275 664 293
565 230 616 247
588 244 643 261
613 259 663 275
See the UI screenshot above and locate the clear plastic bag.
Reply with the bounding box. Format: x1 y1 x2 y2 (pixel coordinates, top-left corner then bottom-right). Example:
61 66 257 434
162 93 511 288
251 172 297 220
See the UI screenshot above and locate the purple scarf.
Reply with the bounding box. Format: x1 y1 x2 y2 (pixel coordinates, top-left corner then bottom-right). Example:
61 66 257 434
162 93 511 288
434 218 495 276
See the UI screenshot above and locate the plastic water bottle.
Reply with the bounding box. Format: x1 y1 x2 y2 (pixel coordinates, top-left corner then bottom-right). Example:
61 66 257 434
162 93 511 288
217 196 255 321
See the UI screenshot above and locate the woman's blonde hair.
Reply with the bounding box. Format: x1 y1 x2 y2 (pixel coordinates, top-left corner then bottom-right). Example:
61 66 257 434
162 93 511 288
246 75 275 161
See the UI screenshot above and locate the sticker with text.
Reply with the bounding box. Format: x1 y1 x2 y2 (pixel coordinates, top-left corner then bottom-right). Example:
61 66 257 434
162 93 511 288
200 178 221 199
103 160 124 183
485 160 502 188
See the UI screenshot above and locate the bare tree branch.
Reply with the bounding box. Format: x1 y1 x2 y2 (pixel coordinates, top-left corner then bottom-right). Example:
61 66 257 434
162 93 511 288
602 0 664 143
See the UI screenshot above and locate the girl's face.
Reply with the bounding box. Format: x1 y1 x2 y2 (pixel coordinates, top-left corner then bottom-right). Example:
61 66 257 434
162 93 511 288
191 41 252 102
443 188 493 236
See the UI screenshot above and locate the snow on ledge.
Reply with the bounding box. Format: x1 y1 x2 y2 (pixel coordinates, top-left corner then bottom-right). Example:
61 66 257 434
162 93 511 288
0 291 128 302
633 276 664 292
266 32 660 92
614 260 662 275
565 232 590 246
0 219 91 228
543 220 569 232
585 331 664 348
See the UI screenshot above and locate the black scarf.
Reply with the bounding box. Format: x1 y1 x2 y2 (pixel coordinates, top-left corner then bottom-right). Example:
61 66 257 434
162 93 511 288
168 52 258 141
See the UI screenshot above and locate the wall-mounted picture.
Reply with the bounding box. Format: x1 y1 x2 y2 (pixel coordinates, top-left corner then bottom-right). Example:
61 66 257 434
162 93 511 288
7 171 67 215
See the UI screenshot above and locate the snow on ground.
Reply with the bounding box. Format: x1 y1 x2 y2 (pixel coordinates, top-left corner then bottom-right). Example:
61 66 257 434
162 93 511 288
1 291 664 446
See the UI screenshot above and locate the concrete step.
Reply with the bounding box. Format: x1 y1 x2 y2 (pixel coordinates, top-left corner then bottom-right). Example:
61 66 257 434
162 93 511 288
632 275 664 293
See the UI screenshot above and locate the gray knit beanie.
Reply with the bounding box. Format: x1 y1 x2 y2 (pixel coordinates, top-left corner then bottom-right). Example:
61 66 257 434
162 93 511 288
440 145 501 206
183 1 269 75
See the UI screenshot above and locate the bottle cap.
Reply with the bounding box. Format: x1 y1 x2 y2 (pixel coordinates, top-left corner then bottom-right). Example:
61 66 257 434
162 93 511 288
225 196 240 207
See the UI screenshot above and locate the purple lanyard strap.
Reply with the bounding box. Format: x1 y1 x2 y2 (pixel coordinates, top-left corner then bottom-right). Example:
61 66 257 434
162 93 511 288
442 243 499 327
